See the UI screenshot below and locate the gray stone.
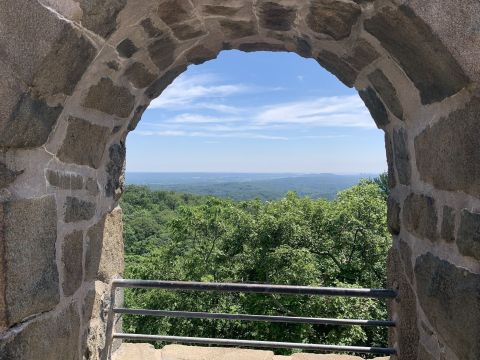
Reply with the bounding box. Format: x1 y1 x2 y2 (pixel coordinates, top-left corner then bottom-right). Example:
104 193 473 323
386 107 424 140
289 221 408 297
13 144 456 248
414 97 480 197
364 5 469 104
368 69 404 120
83 78 135 118
140 18 163 38
403 193 438 240
128 105 148 131
417 344 436 360
415 253 480 360
186 45 218 65
218 19 257 39
124 62 157 89
358 87 389 128
64 196 96 223
148 34 176 71
116 38 138 58
105 142 126 199
156 0 195 25
387 196 401 235
46 170 83 190
295 37 312 58
238 42 286 53
85 208 124 283
86 178 100 196
345 40 379 72
0 162 22 189
0 92 63 149
440 206 455 243
145 65 187 99
307 0 361 40
457 209 480 260
0 196 59 329
393 128 411 185
57 117 110 169
106 60 120 71
203 5 242 16
170 20 206 40
0 302 80 360
79 0 127 38
384 133 396 190
61 230 83 296
316 50 357 87
258 1 297 31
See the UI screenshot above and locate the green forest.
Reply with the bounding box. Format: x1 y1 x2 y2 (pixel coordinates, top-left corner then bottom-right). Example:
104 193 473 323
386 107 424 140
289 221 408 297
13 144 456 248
121 175 390 357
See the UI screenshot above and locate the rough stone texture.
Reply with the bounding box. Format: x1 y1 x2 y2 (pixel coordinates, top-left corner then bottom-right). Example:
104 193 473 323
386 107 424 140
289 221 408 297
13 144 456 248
440 206 455 243
116 38 138 58
0 162 22 189
384 133 396 190
79 0 127 38
85 207 124 283
128 105 148 131
145 65 187 100
415 253 480 360
105 142 126 199
387 196 401 235
368 69 403 120
417 344 436 360
0 196 59 329
61 230 83 296
156 0 195 25
64 196 96 223
392 128 411 185
186 45 218 65
219 19 257 39
358 87 389 128
57 117 110 169
364 5 469 105
0 302 80 360
148 34 176 71
258 1 297 31
415 97 480 197
46 170 83 190
457 209 480 260
403 193 437 241
124 62 157 89
345 40 379 72
307 0 361 40
316 51 357 87
86 178 100 196
171 20 206 40
140 18 163 38
0 92 63 148
83 78 135 118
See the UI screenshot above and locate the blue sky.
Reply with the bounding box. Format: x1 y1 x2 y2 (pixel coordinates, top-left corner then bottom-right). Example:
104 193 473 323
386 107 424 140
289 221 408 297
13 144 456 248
126 50 386 173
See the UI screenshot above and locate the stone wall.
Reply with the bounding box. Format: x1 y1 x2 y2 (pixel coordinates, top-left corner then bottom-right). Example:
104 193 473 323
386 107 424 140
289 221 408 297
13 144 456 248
0 0 478 359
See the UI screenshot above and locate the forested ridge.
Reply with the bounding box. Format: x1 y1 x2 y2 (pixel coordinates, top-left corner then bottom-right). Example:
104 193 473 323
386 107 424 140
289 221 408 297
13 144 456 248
121 176 390 357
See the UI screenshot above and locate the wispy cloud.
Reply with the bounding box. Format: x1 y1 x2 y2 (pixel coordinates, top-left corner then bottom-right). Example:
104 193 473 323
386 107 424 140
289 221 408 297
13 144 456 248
137 130 288 141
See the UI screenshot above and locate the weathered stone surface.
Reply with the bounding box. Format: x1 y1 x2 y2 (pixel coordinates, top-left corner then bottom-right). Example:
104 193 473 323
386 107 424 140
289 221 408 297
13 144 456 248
116 38 138 58
124 62 157 89
57 117 110 169
61 230 83 296
203 5 242 16
403 193 437 240
364 5 469 104
0 196 59 328
145 65 186 99
384 133 396 190
368 69 403 120
0 162 22 189
0 302 80 360
105 142 126 199
415 97 480 197
392 128 411 185
358 87 389 128
186 45 218 65
86 178 100 196
85 207 124 282
0 92 63 148
457 209 480 260
148 34 176 70
79 0 127 38
106 60 120 71
387 196 401 235
415 253 480 360
440 206 455 243
140 18 163 38
46 170 83 190
316 51 357 87
157 0 194 25
83 78 135 118
128 105 148 131
258 1 296 31
170 20 206 40
345 40 379 72
219 19 257 39
64 196 96 223
238 42 286 53
307 0 361 40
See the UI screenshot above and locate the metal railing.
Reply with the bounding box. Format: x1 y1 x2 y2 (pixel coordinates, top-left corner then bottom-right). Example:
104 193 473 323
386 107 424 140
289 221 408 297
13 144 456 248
105 279 397 358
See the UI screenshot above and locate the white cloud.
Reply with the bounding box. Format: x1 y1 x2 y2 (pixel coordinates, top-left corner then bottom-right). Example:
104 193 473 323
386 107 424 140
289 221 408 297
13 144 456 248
136 129 287 141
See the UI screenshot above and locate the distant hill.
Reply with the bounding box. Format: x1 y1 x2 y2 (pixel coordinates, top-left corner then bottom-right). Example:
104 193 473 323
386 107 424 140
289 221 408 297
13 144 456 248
125 173 378 200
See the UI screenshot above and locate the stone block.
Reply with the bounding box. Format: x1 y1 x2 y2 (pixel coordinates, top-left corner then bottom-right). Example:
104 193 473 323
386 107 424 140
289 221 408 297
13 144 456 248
170 20 206 40
307 0 361 40
415 253 480 359
218 19 257 39
46 170 84 190
156 0 195 25
57 117 110 169
0 196 59 329
258 1 297 31
61 230 83 296
0 162 22 189
364 5 468 104
116 38 138 58
203 5 242 16
358 87 389 128
145 65 186 100
79 0 127 38
368 69 403 120
384 133 396 190
124 62 157 89
186 45 218 66
345 40 379 72
83 78 135 118
140 18 163 38
316 50 357 87
392 128 411 185
85 207 124 283
148 34 176 71
64 196 96 223
403 193 437 241
457 209 480 260
105 142 126 199
440 206 455 243
387 196 401 235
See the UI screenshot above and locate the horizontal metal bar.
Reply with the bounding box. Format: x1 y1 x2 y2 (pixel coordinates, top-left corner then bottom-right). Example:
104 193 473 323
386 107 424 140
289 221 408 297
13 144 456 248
112 280 397 299
114 308 396 327
113 333 396 355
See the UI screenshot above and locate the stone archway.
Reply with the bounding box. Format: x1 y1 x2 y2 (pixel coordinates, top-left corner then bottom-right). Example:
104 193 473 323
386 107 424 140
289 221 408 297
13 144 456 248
0 1 479 359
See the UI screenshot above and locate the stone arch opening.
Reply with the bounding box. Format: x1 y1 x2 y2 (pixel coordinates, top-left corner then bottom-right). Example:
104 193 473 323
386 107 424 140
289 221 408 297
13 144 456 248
0 1 479 360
